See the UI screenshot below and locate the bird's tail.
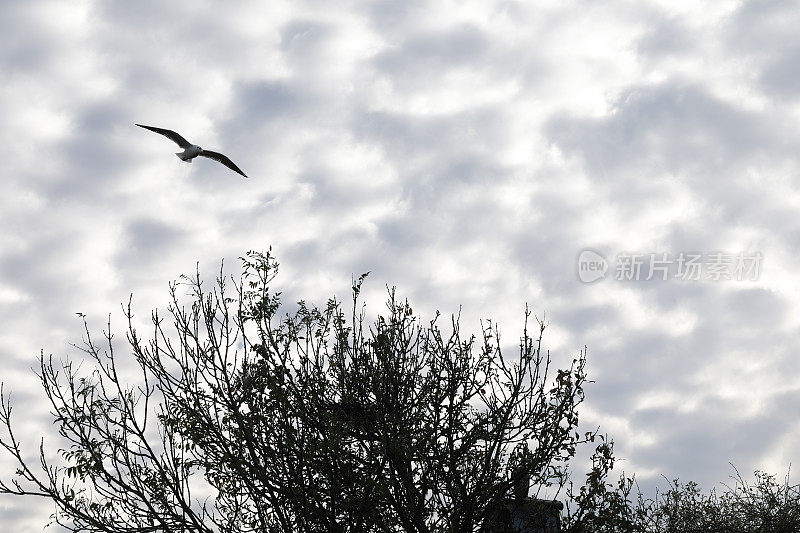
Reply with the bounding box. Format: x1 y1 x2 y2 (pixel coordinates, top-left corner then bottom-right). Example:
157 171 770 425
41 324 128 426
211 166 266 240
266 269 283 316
176 152 192 162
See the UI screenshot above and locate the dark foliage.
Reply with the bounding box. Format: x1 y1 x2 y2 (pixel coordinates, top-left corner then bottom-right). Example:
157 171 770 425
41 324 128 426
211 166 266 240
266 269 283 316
562 457 800 533
0 251 593 532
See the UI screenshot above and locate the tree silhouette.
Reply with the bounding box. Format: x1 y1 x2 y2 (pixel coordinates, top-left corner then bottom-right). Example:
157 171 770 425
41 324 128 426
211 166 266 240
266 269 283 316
561 465 800 533
0 251 596 532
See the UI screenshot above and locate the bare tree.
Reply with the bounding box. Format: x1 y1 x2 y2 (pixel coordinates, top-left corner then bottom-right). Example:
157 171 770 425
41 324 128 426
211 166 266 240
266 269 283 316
0 251 596 532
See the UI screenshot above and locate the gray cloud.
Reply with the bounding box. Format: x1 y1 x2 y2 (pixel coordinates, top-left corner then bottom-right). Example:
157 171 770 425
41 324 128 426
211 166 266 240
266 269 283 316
546 83 779 180
373 24 491 78
759 46 800 100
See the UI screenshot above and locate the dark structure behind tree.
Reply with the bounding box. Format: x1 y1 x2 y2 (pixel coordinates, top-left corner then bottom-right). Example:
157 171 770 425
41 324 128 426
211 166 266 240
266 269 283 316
484 497 563 532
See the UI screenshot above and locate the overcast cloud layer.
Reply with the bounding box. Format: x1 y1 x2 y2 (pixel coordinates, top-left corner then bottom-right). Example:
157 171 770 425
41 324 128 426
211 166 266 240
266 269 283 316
2 0 800 529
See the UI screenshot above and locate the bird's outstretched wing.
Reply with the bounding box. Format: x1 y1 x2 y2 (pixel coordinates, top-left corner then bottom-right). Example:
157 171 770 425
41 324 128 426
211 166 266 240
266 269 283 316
135 124 192 148
199 150 248 178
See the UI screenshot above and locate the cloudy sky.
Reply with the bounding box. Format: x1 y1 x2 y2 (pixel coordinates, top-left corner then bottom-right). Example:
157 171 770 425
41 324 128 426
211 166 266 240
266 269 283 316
2 0 800 529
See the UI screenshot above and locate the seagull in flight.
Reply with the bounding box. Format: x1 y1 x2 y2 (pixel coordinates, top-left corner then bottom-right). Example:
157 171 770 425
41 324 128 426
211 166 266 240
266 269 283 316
136 124 248 178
